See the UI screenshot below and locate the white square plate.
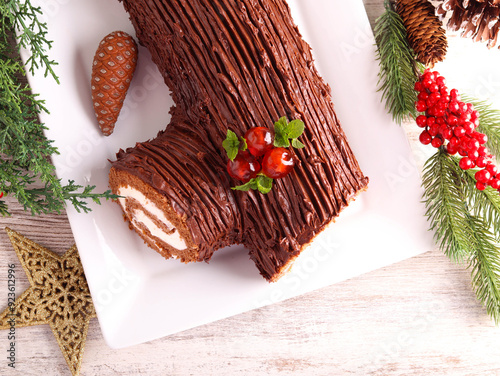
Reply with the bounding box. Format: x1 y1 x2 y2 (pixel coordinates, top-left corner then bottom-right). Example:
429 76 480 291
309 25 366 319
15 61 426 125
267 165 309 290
24 0 434 348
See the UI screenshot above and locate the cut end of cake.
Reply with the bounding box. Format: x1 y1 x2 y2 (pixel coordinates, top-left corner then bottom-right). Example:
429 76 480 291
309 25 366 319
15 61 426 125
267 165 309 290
109 167 199 262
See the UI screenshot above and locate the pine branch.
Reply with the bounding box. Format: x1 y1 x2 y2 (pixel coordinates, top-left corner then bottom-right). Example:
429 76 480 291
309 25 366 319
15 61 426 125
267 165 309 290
374 0 424 124
423 148 500 323
0 2 120 215
462 95 500 159
422 149 472 263
466 214 500 324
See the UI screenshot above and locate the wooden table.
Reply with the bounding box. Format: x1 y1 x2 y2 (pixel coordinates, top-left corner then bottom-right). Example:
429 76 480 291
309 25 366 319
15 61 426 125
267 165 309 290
2 1 500 375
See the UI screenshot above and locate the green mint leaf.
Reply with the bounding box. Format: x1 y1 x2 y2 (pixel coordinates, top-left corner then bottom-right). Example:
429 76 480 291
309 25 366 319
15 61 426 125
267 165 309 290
286 120 305 139
274 134 290 148
223 130 240 161
256 175 273 194
240 137 248 151
273 116 288 147
291 138 305 149
232 179 258 192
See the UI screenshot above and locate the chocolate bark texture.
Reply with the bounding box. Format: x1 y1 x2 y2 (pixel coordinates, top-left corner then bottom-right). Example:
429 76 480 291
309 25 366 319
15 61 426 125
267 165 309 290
111 0 369 281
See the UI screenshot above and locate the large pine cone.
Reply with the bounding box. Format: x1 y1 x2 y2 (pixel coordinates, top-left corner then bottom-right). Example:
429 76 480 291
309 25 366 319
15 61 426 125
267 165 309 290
437 0 500 48
396 0 448 67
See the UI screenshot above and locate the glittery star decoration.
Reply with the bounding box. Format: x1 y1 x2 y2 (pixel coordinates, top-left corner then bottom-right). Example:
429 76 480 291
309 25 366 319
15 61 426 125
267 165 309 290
0 228 96 376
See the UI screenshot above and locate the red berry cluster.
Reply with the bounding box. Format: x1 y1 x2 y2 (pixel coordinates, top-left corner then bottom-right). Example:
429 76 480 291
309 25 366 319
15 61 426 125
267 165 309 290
415 70 499 192
227 127 295 183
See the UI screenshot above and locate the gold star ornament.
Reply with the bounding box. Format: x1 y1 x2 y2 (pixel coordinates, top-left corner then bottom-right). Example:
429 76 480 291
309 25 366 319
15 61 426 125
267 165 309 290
0 228 96 376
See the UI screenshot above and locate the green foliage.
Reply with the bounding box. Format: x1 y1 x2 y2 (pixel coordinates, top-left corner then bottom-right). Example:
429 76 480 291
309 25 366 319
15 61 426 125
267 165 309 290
273 117 305 149
374 0 424 124
0 1 118 215
423 149 500 323
232 174 273 195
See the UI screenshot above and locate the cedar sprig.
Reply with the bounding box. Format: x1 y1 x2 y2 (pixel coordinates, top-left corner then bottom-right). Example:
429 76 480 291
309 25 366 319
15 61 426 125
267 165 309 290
423 148 500 323
0 1 119 215
374 0 424 124
3 0 59 82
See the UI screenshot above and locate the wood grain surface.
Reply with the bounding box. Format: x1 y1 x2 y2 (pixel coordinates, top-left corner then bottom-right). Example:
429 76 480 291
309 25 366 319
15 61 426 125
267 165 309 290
2 1 500 375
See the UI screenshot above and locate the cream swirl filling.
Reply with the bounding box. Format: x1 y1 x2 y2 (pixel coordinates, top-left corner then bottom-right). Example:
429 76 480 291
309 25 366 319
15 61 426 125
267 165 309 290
118 186 187 250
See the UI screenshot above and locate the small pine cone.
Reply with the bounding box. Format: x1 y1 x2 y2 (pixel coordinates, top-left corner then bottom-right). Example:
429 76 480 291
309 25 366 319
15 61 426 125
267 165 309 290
91 31 138 136
396 0 448 67
438 0 500 49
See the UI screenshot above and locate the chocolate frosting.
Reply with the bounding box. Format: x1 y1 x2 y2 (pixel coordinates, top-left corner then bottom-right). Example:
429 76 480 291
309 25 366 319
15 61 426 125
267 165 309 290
113 0 369 280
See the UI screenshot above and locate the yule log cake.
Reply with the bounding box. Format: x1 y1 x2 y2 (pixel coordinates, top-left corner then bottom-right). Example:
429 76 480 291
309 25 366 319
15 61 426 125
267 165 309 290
110 0 369 281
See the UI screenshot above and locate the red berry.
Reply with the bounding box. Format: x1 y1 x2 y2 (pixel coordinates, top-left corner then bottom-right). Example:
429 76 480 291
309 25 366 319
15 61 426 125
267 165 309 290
419 130 432 145
416 100 427 112
414 81 423 92
459 157 474 170
427 117 436 127
491 179 500 189
471 110 479 121
476 156 488 168
486 163 498 176
423 79 434 89
436 117 446 126
476 182 486 191
458 147 468 157
442 127 453 140
447 143 458 155
262 147 295 179
449 137 459 147
244 127 274 157
227 151 261 183
475 169 491 183
449 101 460 114
450 89 460 99
467 103 474 113
467 139 480 152
416 115 427 128
463 122 474 135
429 123 440 137
429 83 439 93
473 132 488 145
447 115 458 126
418 92 429 101
454 127 466 138
458 102 468 114
436 76 446 87
431 137 443 148
478 146 487 157
469 150 479 161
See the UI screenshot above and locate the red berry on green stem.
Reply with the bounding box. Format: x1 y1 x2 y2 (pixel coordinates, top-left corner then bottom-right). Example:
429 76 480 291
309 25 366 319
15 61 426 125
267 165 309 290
262 147 295 179
476 182 486 191
244 127 274 157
